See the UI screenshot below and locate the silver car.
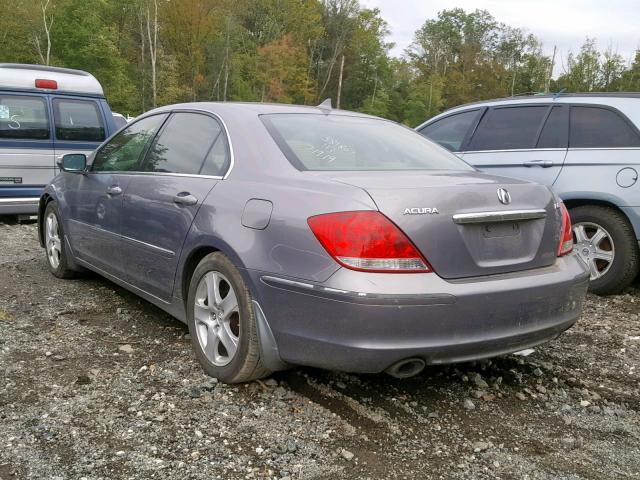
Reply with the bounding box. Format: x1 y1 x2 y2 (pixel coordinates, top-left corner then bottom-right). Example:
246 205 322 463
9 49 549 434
38 102 589 383
417 93 640 294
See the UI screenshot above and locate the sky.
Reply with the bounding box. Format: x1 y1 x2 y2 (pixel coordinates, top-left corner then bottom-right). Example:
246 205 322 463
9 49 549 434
360 0 640 75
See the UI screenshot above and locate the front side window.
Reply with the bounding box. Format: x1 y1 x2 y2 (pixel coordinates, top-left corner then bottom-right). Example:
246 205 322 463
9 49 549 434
262 114 472 171
418 109 480 152
0 95 49 140
570 106 640 148
468 106 549 151
92 114 167 172
53 98 105 141
141 113 224 175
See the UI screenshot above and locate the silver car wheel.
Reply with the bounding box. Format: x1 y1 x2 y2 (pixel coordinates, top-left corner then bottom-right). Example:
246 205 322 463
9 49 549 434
573 222 615 280
45 212 62 269
194 271 240 366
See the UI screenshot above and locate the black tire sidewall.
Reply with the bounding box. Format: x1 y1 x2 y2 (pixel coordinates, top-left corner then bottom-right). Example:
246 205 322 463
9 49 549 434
569 205 639 294
186 253 254 382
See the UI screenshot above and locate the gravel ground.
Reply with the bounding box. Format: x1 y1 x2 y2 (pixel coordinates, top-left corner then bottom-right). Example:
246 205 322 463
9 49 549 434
1 220 639 479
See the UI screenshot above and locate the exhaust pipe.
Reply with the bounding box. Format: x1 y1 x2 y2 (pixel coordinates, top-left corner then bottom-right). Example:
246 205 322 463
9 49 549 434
384 358 426 379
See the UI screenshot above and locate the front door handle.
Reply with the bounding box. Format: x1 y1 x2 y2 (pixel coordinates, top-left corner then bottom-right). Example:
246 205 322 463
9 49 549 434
173 192 198 206
106 185 123 196
523 160 554 168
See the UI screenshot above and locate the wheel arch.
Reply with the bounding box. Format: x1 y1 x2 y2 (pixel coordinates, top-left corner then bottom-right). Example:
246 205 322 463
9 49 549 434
560 195 635 231
37 193 55 247
176 237 251 306
179 245 220 304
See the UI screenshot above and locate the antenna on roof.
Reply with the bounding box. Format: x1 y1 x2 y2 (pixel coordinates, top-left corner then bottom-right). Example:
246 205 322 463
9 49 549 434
317 98 332 114
552 88 566 100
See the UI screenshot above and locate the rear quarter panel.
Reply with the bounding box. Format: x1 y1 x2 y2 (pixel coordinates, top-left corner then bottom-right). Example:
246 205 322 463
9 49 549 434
176 174 378 301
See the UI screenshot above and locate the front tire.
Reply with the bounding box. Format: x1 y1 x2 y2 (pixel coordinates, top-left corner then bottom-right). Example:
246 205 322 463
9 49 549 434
569 205 639 295
43 202 77 279
186 252 271 383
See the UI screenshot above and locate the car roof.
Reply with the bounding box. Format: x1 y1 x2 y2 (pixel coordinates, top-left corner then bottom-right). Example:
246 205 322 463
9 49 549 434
416 92 640 130
448 92 640 110
0 63 104 96
146 101 380 118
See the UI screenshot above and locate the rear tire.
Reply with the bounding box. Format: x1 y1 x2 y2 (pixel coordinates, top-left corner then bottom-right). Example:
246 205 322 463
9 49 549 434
186 252 271 383
569 205 639 295
43 202 77 279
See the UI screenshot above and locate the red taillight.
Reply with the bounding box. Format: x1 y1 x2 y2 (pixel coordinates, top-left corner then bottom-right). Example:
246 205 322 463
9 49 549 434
558 203 573 257
35 79 57 89
307 211 431 273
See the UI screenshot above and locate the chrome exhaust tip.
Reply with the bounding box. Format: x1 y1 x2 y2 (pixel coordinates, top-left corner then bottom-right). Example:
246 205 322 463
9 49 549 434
384 358 426 379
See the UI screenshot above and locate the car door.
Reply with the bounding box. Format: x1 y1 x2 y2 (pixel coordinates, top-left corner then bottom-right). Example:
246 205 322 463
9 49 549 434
461 104 569 187
65 113 168 277
0 93 54 198
557 104 640 195
121 111 230 301
52 96 108 173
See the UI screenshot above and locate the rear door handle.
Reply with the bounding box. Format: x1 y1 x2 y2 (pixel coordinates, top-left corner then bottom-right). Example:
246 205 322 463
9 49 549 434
173 192 198 206
523 160 554 168
106 185 123 196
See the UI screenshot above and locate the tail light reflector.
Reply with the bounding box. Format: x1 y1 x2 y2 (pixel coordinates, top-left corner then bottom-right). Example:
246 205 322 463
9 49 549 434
558 203 573 257
307 211 431 273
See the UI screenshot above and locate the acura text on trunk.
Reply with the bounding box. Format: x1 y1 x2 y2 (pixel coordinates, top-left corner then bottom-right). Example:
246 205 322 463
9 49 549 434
38 102 590 383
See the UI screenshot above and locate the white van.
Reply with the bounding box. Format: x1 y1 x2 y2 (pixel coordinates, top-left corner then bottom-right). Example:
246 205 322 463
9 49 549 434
0 64 119 215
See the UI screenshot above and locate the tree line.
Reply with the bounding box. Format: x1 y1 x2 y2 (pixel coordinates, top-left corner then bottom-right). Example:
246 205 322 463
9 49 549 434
1 0 639 125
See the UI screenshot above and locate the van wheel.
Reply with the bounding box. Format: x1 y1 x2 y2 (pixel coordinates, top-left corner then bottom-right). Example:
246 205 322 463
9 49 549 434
186 252 271 383
569 205 639 295
43 202 77 279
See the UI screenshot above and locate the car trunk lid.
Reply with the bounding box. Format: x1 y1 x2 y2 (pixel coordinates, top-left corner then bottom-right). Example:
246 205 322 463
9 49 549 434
313 170 561 279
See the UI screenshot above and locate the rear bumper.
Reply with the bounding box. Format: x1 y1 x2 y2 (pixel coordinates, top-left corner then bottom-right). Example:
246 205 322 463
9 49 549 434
249 254 590 373
0 196 40 215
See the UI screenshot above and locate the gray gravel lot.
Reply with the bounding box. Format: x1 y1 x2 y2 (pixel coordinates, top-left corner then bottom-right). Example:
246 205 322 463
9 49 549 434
1 220 639 479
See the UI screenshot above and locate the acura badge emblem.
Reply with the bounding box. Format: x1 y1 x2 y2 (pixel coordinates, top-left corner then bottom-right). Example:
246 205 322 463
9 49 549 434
497 188 511 205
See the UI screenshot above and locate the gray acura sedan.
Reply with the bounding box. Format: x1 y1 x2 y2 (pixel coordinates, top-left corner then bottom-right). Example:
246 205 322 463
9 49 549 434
38 102 590 383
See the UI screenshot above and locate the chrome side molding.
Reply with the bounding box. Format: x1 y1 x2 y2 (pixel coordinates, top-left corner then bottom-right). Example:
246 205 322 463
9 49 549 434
452 209 547 225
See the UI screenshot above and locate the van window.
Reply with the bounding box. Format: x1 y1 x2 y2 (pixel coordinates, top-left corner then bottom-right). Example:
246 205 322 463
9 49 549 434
419 110 480 152
570 106 640 148
53 98 105 142
0 95 49 140
468 106 548 151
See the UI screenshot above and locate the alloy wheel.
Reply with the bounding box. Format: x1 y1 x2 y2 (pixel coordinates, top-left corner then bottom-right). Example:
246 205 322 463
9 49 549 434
573 222 615 280
45 212 62 269
194 271 240 366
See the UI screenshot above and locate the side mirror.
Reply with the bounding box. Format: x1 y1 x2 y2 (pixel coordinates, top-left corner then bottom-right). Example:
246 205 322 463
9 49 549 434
61 153 87 173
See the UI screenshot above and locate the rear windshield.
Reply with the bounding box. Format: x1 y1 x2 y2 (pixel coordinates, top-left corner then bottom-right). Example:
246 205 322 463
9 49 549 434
261 113 472 171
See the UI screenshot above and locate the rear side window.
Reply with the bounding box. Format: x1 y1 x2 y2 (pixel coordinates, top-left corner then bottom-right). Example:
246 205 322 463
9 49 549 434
570 106 640 148
468 106 548 151
92 114 167 172
0 95 49 140
200 133 230 176
419 110 480 152
53 98 105 141
537 106 569 148
141 112 224 175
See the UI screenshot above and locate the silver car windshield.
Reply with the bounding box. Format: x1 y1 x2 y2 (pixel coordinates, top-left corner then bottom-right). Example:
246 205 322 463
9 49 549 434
262 113 473 171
